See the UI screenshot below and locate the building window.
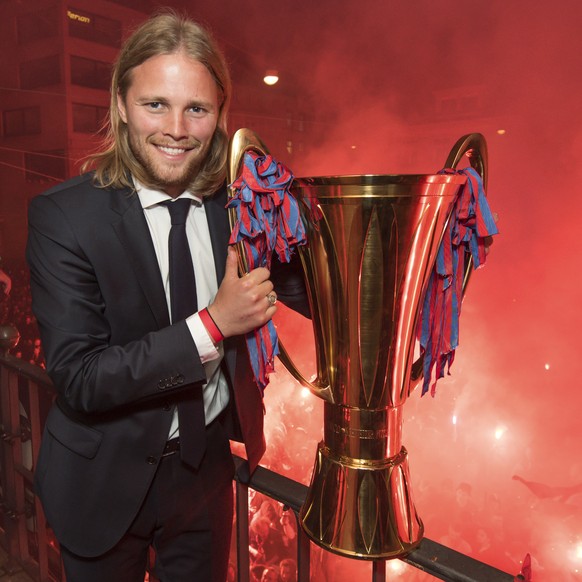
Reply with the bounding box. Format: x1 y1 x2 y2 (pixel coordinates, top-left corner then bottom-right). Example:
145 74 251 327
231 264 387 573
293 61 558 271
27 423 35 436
20 56 61 90
67 8 122 48
25 150 67 183
3 107 41 137
72 103 108 133
106 0 148 10
70 56 111 90
438 92 482 119
17 8 59 44
296 114 305 132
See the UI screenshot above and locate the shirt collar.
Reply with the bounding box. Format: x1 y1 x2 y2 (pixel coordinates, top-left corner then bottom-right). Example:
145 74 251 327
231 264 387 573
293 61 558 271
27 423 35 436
134 179 203 210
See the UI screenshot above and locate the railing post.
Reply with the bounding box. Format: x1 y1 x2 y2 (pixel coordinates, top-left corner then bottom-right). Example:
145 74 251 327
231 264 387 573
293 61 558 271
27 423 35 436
236 479 250 582
296 519 310 582
372 560 386 582
27 376 56 580
0 356 24 570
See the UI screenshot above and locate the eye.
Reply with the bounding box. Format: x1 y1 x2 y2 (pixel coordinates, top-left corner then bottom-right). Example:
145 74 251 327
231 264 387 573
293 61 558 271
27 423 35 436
145 102 163 111
188 105 207 116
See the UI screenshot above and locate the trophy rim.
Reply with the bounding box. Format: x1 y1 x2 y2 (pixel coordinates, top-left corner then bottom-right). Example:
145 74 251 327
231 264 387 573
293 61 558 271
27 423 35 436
295 173 467 187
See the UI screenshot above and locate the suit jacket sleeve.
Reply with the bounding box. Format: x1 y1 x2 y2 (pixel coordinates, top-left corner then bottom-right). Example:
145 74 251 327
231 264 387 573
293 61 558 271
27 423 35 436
26 190 209 416
270 249 311 319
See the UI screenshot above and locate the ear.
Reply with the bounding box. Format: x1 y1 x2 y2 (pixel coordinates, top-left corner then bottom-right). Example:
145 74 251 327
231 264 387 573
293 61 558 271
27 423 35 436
117 91 128 123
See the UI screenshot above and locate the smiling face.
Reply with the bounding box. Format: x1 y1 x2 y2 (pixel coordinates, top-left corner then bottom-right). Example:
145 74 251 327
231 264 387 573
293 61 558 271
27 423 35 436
117 50 219 197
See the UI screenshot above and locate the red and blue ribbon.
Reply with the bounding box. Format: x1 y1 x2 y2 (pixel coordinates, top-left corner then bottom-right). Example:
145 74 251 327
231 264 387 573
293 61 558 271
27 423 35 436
228 151 317 392
417 166 498 396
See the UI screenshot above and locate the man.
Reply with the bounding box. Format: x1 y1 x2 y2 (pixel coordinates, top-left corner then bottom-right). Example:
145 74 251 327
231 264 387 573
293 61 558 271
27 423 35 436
29 338 45 369
260 567 281 582
279 558 298 582
26 11 307 582
0 267 11 296
0 266 12 329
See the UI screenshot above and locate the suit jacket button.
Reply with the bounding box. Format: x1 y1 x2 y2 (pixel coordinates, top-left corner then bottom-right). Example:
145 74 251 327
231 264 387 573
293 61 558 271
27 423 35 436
146 456 157 465
163 402 171 411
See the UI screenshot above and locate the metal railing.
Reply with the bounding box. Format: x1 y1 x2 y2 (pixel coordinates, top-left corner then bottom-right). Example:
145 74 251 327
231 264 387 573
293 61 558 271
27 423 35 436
0 351 63 581
233 459 516 582
0 351 515 582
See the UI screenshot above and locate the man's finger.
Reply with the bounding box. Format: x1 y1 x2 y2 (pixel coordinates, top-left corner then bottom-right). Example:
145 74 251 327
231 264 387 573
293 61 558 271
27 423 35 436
224 246 241 279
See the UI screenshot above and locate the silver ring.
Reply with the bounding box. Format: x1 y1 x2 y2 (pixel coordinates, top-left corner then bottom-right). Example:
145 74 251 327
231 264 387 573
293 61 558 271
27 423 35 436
267 292 277 306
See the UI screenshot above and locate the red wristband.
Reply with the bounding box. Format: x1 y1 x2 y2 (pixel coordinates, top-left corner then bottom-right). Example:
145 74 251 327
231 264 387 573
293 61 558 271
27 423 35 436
199 308 224 344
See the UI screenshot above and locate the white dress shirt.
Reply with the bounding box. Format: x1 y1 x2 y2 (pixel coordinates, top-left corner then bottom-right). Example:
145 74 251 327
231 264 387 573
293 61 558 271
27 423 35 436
135 181 230 437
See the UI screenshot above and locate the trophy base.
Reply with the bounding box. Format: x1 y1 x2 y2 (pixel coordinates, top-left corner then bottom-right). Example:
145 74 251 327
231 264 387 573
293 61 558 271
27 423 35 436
299 442 423 560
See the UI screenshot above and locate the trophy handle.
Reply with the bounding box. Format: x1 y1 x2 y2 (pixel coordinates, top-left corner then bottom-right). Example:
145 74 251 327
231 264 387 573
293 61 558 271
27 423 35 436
410 133 488 384
227 128 335 404
277 342 334 403
227 128 271 275
444 133 488 189
443 132 488 292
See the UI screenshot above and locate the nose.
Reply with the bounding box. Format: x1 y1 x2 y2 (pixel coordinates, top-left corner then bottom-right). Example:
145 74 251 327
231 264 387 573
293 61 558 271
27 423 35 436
163 110 188 140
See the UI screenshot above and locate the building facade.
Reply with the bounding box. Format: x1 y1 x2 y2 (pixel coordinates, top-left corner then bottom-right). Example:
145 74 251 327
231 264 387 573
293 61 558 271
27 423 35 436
0 0 149 260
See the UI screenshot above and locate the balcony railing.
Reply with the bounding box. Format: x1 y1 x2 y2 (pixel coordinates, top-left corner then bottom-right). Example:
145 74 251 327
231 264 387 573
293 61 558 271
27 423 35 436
0 351 516 581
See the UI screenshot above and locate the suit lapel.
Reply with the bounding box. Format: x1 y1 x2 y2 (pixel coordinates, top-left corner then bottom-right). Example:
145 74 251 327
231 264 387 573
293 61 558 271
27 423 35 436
204 185 231 286
110 189 170 329
204 185 239 374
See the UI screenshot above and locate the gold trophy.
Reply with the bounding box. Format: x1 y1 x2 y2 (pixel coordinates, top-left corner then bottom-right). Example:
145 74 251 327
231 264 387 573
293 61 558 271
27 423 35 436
228 130 487 560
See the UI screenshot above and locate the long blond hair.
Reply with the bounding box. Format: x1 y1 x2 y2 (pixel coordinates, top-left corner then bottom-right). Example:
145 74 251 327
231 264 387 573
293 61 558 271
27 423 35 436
83 10 231 197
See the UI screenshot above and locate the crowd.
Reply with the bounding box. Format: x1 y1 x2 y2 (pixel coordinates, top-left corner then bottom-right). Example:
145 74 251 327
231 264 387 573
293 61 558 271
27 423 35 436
246 496 298 581
5 259 582 580
0 260 45 368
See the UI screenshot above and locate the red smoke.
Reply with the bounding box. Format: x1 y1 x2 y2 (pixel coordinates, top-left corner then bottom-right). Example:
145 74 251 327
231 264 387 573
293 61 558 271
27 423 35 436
191 0 582 579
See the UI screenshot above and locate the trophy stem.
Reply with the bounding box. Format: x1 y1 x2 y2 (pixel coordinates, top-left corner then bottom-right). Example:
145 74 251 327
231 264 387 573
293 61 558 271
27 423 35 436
300 403 423 559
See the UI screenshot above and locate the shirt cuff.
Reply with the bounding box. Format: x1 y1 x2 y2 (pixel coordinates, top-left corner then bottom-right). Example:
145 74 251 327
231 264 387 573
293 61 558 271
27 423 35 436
186 313 221 363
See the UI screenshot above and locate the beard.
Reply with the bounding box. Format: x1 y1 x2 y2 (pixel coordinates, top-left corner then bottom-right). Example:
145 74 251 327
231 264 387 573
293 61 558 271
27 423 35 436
127 132 211 194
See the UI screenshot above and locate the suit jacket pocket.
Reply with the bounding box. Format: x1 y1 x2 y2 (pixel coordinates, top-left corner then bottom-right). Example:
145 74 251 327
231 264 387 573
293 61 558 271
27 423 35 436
45 405 103 459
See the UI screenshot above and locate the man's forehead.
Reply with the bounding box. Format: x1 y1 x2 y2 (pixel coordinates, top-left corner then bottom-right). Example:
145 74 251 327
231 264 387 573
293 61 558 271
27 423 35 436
124 53 219 102
126 52 212 86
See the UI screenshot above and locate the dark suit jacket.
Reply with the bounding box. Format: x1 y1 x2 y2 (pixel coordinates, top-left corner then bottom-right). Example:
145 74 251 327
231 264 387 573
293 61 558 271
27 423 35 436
26 174 308 558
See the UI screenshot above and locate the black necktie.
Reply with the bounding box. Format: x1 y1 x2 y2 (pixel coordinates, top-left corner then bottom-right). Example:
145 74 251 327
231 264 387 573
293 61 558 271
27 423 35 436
162 198 206 468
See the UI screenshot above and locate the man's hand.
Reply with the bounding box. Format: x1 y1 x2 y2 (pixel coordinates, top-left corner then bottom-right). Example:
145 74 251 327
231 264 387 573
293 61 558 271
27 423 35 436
208 247 277 338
